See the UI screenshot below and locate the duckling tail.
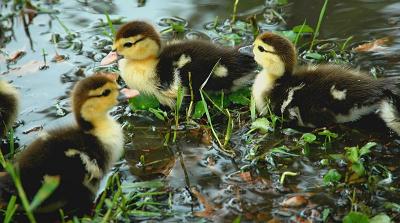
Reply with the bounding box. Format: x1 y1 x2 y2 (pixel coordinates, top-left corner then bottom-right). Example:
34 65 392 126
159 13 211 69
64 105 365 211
379 89 400 136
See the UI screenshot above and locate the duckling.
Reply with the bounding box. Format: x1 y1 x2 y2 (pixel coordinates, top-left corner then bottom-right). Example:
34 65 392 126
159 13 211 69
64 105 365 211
101 20 257 108
0 75 139 219
250 32 400 134
0 80 19 137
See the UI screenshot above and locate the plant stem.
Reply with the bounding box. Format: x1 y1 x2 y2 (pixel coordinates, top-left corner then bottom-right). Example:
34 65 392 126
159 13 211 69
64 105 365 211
309 0 329 51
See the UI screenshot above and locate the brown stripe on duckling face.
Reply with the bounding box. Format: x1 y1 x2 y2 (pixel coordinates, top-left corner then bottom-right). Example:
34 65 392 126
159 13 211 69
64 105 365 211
254 32 296 75
72 75 119 131
113 21 161 60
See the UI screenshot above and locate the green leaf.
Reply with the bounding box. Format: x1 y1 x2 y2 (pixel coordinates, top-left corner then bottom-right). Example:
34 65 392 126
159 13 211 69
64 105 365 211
129 94 160 110
360 142 377 156
122 180 164 189
129 210 162 217
351 162 365 176
345 147 359 163
305 52 324 60
148 108 167 121
192 101 206 119
251 118 271 133
343 212 369 223
301 133 316 143
329 154 344 160
322 208 330 222
276 0 288 5
30 175 60 211
176 85 184 112
171 23 185 33
228 88 251 106
384 202 400 213
323 169 341 185
276 30 297 42
292 24 314 33
269 145 299 157
318 129 338 138
232 215 242 223
370 213 391 223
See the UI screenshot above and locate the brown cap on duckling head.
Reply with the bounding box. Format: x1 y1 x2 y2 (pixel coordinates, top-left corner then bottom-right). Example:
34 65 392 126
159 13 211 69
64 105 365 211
257 32 297 73
71 74 117 131
116 21 161 47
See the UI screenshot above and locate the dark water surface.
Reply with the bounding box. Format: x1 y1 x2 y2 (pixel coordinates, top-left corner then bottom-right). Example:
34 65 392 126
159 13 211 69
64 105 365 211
1 0 400 222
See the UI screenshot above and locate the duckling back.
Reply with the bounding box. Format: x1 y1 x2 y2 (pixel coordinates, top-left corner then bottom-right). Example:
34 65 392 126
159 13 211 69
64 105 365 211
0 80 19 137
158 40 257 95
270 64 400 127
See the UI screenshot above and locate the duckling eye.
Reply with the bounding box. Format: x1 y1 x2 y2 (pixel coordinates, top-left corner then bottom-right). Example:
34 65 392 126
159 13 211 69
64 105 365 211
258 46 266 53
123 42 133 48
101 89 111 97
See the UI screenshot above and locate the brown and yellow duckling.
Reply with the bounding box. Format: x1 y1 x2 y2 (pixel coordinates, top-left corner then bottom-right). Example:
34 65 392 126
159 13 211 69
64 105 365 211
0 75 139 219
101 20 257 108
250 32 400 134
0 80 19 137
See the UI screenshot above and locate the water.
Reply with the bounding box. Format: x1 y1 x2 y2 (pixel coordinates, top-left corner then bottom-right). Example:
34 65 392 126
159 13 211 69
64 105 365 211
1 0 400 222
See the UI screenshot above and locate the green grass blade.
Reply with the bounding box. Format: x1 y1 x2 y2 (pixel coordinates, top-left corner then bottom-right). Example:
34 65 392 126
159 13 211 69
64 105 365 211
231 0 239 23
29 175 60 211
4 195 18 223
122 180 164 189
223 109 233 147
309 0 329 51
105 12 116 37
250 94 256 122
294 19 307 47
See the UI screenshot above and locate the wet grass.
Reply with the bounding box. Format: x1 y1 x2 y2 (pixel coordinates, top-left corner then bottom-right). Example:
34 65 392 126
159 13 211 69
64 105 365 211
1 0 400 222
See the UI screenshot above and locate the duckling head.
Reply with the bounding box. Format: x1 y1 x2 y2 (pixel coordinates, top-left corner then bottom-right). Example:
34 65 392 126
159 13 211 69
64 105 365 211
72 74 139 131
104 21 161 64
253 32 296 76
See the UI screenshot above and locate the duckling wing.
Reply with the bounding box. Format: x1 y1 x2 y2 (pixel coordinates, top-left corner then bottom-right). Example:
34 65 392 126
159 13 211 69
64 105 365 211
157 40 257 95
273 65 394 126
15 127 107 214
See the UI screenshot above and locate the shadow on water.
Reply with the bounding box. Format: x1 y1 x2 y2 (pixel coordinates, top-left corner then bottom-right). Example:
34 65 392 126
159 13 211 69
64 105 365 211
1 0 400 222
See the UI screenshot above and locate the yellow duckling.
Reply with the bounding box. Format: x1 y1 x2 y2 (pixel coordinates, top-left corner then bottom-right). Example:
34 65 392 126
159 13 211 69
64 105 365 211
250 32 400 134
0 74 139 220
101 21 257 108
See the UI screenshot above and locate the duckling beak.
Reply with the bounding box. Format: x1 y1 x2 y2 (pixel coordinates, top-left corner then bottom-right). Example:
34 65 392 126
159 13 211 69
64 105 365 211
117 88 140 102
100 50 123 66
238 45 254 57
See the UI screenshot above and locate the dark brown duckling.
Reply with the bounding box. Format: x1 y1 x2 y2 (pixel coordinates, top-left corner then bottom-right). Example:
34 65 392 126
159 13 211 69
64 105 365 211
0 80 19 137
0 74 139 220
250 32 400 135
101 20 257 108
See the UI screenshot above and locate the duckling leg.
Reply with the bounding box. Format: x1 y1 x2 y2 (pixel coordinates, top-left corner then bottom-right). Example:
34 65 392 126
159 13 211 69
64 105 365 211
379 96 400 136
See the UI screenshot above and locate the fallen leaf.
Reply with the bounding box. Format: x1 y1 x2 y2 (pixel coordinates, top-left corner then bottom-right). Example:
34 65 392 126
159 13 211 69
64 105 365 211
51 53 67 63
239 171 253 182
201 127 212 145
23 126 43 134
281 195 308 208
7 50 26 63
191 187 216 218
353 37 393 52
9 60 45 76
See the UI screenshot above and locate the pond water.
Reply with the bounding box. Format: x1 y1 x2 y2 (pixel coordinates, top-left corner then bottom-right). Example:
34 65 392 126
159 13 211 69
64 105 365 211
1 0 400 222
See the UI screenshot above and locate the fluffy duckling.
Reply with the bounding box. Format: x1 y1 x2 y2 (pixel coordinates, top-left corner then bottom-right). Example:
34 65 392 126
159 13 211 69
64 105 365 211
251 32 400 134
0 75 139 218
101 21 257 108
0 80 19 137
